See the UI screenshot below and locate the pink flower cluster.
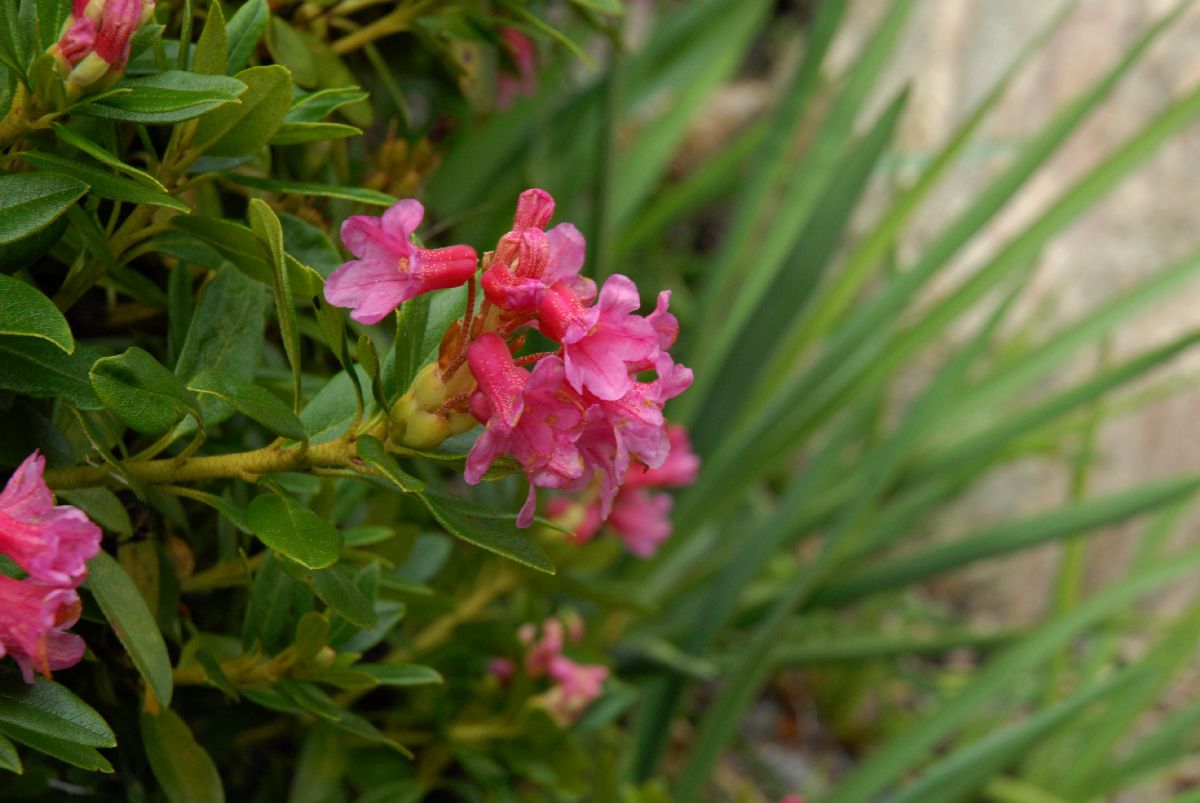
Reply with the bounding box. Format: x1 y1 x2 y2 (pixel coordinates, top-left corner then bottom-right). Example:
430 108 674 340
0 453 101 682
323 188 695 543
466 190 693 529
491 618 608 726
550 425 699 557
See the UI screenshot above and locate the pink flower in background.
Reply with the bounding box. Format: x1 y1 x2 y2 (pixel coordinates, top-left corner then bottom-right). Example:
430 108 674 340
0 577 85 683
325 199 478 324
523 618 565 678
554 425 699 557
627 425 700 490
540 275 660 401
607 488 673 557
496 27 538 109
466 334 587 526
0 452 101 586
52 0 155 89
488 657 515 684
494 618 608 726
542 655 608 725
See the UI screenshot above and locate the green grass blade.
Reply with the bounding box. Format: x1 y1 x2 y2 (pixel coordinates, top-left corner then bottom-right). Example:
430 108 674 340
690 87 911 452
752 0 1081 402
683 0 914 420
821 549 1200 803
889 670 1138 803
814 475 1200 606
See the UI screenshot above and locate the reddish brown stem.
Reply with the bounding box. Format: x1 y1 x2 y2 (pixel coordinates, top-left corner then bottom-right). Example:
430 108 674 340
514 351 558 367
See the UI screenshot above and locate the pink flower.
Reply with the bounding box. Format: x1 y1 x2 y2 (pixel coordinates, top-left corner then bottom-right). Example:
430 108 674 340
0 576 85 683
496 27 538 109
481 189 595 313
524 619 565 678
539 275 660 401
52 0 155 90
547 496 604 543
607 488 673 557
466 334 587 527
626 424 699 490
541 655 608 726
553 427 696 557
325 199 478 325
0 452 102 586
488 657 515 684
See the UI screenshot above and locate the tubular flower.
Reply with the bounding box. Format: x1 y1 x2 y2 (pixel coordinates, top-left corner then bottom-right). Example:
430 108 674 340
466 334 587 527
0 577 85 683
540 656 609 726
0 452 102 586
481 189 595 312
496 27 538 109
500 619 608 727
539 275 661 401
51 0 155 94
325 199 478 324
555 425 699 557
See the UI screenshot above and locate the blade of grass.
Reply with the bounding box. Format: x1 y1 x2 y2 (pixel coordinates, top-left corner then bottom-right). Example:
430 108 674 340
683 0 914 420
684 72 1200 537
690 87 911 452
812 475 1200 606
889 670 1139 803
821 548 1200 803
742 0 1082 420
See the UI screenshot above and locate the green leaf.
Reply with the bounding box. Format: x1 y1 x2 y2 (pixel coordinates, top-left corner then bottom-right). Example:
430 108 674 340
275 679 410 756
247 200 302 416
245 494 342 570
224 0 268 74
187 368 306 440
268 121 361 146
285 86 369 122
58 487 133 537
192 0 227 75
36 0 70 51
90 347 200 435
0 336 100 408
170 216 320 297
140 708 225 803
267 17 316 87
20 153 189 212
219 173 396 206
356 434 425 493
0 676 115 748
87 551 174 707
193 65 291 157
0 732 19 773
174 263 272 426
75 72 247 124
357 664 443 687
420 492 554 574
0 173 89 246
0 274 73 352
0 723 112 772
52 123 169 190
304 566 377 629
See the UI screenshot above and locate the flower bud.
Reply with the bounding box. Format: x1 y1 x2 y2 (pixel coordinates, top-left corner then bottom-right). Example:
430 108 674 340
50 0 154 99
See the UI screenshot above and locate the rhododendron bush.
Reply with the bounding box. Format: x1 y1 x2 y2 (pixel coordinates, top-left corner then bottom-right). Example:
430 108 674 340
5 0 1200 800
